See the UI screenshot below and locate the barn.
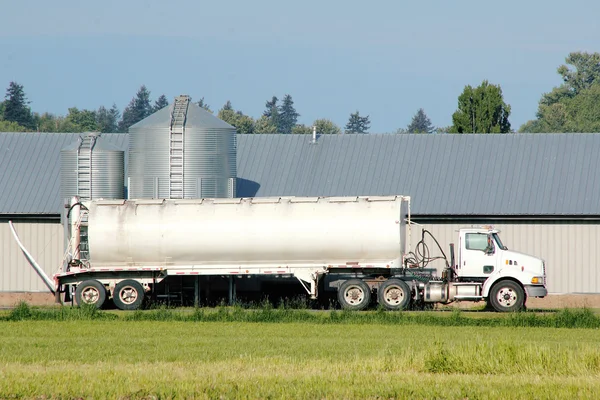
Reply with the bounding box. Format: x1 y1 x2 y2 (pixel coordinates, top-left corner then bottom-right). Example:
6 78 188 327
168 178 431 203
1 131 599 306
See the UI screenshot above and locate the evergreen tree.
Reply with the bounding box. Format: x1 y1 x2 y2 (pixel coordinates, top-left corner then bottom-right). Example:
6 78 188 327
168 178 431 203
96 103 120 133
3 82 34 129
222 100 233 111
345 111 370 133
196 97 212 113
118 85 153 132
263 96 278 118
153 94 169 112
262 96 279 132
278 94 299 134
407 108 434 133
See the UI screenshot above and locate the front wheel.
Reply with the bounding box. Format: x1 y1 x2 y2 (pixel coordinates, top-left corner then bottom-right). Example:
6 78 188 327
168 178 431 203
338 279 371 311
113 280 145 310
377 279 411 311
489 280 525 312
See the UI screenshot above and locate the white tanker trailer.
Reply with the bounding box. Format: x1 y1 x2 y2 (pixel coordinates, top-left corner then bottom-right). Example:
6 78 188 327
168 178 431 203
9 195 547 312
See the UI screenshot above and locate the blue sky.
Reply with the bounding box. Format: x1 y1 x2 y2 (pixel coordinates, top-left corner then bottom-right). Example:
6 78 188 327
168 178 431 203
1 0 599 132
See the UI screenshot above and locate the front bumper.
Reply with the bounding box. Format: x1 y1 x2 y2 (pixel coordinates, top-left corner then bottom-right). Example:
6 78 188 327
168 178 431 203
525 285 547 298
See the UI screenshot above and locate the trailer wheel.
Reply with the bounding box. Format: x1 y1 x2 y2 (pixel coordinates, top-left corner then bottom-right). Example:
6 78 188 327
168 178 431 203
377 279 411 311
75 280 106 309
489 280 525 312
338 279 371 311
113 280 145 310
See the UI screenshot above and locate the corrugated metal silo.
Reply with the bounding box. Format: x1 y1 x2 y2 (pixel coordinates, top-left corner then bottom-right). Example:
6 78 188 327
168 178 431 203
60 132 125 201
128 95 237 199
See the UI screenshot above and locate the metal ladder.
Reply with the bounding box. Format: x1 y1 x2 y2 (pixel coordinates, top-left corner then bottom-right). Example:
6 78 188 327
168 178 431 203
75 134 96 260
169 96 190 199
76 134 97 200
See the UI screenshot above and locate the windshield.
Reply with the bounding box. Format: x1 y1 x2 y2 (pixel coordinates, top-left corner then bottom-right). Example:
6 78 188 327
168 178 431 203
492 233 507 250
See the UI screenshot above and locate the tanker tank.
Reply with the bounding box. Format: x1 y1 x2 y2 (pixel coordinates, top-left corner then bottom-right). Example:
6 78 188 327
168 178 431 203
85 196 409 268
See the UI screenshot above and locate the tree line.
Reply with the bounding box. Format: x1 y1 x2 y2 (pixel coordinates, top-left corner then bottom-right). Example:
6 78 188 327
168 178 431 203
1 51 599 134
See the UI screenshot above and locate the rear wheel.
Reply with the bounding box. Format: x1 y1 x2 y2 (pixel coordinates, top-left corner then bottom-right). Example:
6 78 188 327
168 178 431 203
113 280 145 310
338 279 371 311
489 280 525 312
377 279 411 311
75 280 106 309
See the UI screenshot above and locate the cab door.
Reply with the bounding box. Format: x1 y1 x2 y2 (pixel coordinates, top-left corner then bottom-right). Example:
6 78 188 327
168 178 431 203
458 232 498 278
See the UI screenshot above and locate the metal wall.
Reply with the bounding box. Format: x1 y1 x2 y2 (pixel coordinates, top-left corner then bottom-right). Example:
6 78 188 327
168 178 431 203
0 221 63 292
411 220 600 294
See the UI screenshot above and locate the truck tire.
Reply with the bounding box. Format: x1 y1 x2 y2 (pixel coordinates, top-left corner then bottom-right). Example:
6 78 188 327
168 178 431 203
113 280 145 310
377 279 411 311
489 280 525 312
75 280 106 309
338 279 371 311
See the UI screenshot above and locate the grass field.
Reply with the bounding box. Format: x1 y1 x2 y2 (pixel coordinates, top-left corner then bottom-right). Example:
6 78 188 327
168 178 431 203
1 304 600 399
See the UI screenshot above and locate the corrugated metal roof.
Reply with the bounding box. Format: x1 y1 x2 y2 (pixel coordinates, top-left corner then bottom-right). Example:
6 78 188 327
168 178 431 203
1 132 599 216
236 133 600 216
0 133 128 214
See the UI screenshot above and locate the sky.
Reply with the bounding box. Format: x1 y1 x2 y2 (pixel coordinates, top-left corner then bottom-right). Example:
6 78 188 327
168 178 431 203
1 0 599 133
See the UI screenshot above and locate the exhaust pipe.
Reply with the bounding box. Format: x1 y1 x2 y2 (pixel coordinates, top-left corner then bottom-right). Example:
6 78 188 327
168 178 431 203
8 221 56 294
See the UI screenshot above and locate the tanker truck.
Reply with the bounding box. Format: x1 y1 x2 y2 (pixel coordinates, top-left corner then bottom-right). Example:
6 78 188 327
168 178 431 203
9 195 547 312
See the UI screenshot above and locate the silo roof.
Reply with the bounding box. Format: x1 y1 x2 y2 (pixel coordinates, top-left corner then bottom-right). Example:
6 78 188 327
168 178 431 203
61 133 125 151
130 102 234 130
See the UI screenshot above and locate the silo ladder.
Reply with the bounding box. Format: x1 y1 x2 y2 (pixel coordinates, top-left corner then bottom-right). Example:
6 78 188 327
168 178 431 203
169 96 190 199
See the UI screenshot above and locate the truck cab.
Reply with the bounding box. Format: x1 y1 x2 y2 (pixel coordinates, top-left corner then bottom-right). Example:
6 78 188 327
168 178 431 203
456 226 547 311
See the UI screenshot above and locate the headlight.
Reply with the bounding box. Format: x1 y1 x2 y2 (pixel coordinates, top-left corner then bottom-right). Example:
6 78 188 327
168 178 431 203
531 276 544 285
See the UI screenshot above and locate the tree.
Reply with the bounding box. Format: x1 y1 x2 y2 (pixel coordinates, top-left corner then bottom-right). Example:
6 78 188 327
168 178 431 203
196 97 212 113
263 96 279 131
65 107 98 131
449 80 511 133
217 103 255 134
96 104 120 133
557 51 600 95
254 116 278 133
263 96 278 118
406 108 434 133
345 111 370 134
0 119 27 132
118 85 153 132
278 94 299 134
292 124 312 134
520 52 600 133
222 100 233 111
153 94 169 112
314 119 342 135
3 82 34 129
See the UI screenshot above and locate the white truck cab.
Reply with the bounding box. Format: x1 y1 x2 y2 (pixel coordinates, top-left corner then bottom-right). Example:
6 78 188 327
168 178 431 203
454 226 547 311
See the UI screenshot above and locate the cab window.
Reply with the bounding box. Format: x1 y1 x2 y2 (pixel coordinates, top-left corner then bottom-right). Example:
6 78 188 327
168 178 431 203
465 233 489 251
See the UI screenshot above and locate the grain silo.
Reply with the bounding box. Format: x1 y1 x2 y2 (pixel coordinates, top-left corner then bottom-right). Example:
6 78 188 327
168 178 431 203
128 95 237 199
60 132 125 201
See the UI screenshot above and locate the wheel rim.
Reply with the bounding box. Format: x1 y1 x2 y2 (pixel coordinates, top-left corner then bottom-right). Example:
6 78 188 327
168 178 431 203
383 285 405 306
344 285 365 305
496 286 518 308
119 286 139 305
81 286 100 304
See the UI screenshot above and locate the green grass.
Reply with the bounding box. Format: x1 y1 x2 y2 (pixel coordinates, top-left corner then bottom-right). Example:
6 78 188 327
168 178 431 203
4 301 600 329
1 303 600 398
